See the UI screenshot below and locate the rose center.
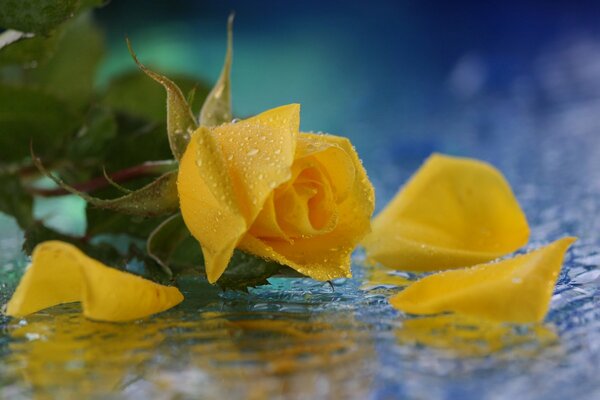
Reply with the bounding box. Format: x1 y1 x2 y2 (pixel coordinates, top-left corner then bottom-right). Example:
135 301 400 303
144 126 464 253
249 164 338 240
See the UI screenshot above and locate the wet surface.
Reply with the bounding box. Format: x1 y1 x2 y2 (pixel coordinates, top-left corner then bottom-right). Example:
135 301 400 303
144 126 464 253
0 226 598 399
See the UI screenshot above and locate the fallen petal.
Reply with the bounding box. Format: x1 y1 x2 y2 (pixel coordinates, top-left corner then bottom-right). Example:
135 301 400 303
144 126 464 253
390 237 576 323
364 154 529 271
5 241 183 322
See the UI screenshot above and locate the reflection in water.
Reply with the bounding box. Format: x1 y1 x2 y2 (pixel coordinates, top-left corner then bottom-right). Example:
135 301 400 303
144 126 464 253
396 314 559 358
6 304 168 398
360 263 413 290
3 304 375 399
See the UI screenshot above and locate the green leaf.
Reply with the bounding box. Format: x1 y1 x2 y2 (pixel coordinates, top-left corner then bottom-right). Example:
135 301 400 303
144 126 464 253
0 173 33 229
22 222 121 261
26 12 104 106
216 250 284 291
0 0 80 35
143 212 288 290
22 222 172 283
101 167 132 194
199 14 233 127
147 213 185 276
67 106 117 162
141 212 287 290
33 153 180 217
80 0 107 7
102 117 173 172
0 29 62 67
102 70 209 123
147 213 204 277
126 39 197 161
85 208 165 238
0 83 79 163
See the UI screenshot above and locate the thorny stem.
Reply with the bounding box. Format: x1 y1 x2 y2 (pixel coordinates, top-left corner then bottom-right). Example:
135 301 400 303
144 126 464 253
26 160 177 197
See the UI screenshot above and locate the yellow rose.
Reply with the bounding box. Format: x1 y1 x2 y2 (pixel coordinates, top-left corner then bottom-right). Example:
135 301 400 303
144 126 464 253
177 104 375 283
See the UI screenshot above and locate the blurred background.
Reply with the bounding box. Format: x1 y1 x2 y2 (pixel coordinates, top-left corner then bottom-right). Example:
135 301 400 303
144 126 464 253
94 0 600 203
3 0 600 281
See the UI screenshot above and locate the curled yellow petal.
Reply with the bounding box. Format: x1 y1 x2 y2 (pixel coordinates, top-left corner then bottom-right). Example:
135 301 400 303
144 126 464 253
363 153 529 271
390 237 576 323
178 125 247 284
178 104 299 283
5 241 184 322
212 104 299 224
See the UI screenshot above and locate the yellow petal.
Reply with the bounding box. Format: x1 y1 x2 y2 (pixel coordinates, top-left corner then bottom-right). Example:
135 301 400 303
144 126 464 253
178 104 299 283
363 153 529 271
390 237 576 323
293 135 357 203
248 192 291 240
178 126 247 284
240 133 375 281
212 104 299 223
5 241 184 322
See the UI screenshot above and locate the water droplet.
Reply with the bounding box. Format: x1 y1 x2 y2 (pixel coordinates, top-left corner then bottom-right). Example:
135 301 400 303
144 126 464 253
512 277 523 284
25 333 41 341
247 148 259 156
227 154 234 161
274 149 281 155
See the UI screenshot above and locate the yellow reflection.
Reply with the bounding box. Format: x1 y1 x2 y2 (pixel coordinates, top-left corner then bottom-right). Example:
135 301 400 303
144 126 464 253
190 315 370 373
6 308 376 399
7 305 171 398
396 314 558 358
361 263 413 289
179 313 375 399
